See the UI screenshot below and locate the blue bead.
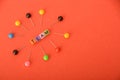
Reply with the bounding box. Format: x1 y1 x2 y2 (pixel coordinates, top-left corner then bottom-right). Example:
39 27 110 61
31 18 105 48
8 33 14 39
36 36 41 41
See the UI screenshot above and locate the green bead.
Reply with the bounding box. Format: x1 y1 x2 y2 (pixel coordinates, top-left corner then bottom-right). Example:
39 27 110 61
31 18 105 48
44 29 50 36
43 54 49 61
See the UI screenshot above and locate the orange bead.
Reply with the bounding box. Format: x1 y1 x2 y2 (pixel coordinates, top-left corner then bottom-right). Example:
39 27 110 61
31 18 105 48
30 39 37 45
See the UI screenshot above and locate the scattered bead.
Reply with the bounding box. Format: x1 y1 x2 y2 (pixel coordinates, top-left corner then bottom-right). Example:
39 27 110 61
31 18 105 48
25 60 31 67
58 16 63 21
49 40 60 52
26 13 32 18
39 9 45 15
8 33 14 39
43 54 49 61
26 13 35 27
15 20 21 26
13 49 19 55
64 33 70 39
55 47 60 53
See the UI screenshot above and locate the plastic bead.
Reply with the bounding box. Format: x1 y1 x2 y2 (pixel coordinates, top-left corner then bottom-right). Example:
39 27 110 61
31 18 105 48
39 32 46 39
58 16 63 21
44 29 50 36
39 9 45 15
15 20 21 26
30 39 37 45
64 33 70 39
55 47 60 53
13 49 19 55
36 36 41 41
26 13 32 18
8 33 14 39
25 60 31 67
43 54 49 61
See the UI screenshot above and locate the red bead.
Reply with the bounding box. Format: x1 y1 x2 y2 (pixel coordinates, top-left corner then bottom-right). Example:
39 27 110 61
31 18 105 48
55 47 60 53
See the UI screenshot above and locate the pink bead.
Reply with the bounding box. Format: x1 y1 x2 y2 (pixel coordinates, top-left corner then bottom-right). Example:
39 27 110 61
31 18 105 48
55 47 60 53
25 60 31 67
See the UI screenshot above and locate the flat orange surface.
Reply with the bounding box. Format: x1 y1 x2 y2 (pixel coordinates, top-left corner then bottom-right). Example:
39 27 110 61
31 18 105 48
0 0 120 80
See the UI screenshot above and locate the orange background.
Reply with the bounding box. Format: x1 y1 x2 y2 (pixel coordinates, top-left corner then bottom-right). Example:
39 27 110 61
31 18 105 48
0 0 120 80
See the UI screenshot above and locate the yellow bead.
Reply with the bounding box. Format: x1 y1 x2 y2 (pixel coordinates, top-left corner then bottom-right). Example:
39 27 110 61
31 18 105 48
64 33 70 39
15 20 21 26
39 9 45 15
